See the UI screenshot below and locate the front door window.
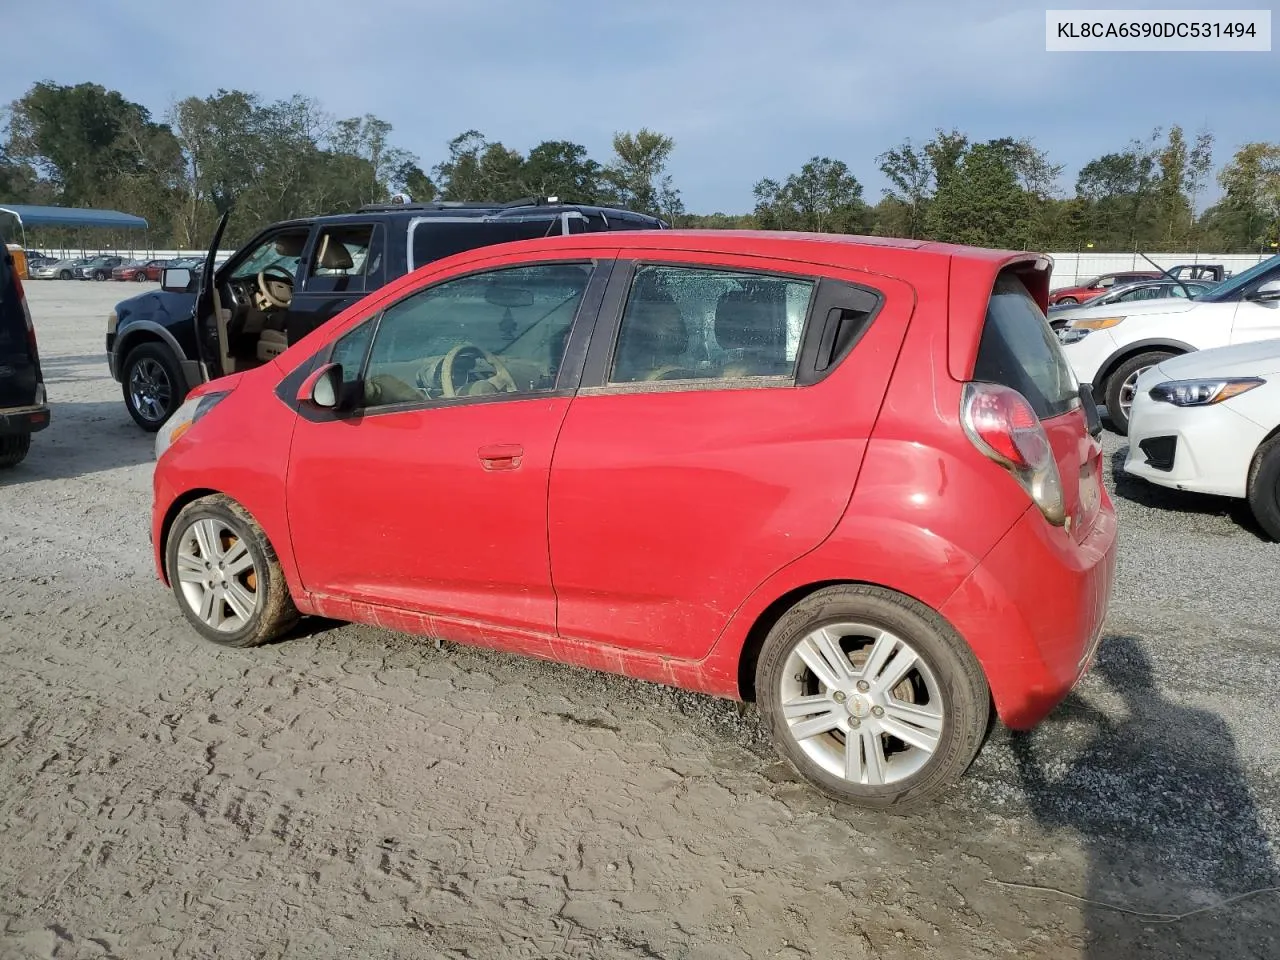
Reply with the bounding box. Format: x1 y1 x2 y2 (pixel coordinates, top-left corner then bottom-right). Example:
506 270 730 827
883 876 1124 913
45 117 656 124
356 262 594 408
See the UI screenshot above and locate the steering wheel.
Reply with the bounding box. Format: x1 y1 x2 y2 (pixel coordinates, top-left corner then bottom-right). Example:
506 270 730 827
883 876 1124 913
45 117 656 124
425 343 519 398
256 264 295 309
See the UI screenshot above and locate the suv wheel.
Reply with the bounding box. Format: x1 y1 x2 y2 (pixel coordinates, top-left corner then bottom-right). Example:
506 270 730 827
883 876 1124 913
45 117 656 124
1247 435 1280 541
0 434 31 468
58 269 71 280
166 495 299 647
123 342 186 431
755 585 990 811
1104 350 1177 435
94 270 107 281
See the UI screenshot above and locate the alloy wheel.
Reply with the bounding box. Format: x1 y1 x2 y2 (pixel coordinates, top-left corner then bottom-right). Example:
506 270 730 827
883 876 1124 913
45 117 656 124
174 518 261 632
128 358 172 423
1118 366 1153 419
778 622 944 785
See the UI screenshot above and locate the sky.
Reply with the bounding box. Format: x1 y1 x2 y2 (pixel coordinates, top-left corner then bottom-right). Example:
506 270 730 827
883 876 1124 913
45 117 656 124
2 0 1276 213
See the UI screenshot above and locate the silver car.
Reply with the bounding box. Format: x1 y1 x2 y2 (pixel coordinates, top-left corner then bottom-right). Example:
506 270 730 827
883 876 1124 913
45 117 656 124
29 258 89 280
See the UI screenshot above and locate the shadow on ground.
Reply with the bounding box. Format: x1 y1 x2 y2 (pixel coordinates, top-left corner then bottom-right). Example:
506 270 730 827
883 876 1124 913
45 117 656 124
0 399 153 487
1012 635 1280 959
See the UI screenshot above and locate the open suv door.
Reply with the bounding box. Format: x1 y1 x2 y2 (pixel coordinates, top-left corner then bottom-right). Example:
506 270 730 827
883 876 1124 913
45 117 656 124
0 245 50 466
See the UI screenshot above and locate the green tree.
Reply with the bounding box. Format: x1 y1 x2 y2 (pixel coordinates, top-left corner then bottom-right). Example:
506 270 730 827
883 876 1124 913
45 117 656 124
753 156 868 233
605 129 682 220
876 139 932 238
925 140 1025 247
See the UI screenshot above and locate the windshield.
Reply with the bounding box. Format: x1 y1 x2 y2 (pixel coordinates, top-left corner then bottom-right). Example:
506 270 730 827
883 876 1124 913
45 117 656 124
1198 254 1280 303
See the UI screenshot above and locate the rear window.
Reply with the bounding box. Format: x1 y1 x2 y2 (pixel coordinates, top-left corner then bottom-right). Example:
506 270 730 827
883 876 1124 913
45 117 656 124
410 219 562 271
973 274 1079 419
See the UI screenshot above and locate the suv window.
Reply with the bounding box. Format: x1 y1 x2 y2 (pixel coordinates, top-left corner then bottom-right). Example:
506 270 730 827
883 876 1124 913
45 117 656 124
609 265 814 384
410 219 562 271
305 225 377 294
359 262 592 408
973 273 1079 420
231 228 311 281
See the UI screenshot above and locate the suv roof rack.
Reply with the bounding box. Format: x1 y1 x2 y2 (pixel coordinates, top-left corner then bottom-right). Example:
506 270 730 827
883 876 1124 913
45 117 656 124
356 196 555 214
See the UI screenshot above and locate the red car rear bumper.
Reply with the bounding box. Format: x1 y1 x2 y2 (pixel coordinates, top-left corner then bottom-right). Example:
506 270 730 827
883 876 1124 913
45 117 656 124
941 503 1118 730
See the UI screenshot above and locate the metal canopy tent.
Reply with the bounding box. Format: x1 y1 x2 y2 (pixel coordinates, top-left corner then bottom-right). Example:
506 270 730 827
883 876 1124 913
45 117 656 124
0 204 150 255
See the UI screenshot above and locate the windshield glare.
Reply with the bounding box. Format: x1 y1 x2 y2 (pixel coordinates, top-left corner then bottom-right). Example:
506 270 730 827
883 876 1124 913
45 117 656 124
1199 254 1280 302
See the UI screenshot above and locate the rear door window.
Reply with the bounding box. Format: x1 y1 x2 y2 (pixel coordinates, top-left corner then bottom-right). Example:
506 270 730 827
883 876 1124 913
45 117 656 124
973 274 1079 419
303 224 379 294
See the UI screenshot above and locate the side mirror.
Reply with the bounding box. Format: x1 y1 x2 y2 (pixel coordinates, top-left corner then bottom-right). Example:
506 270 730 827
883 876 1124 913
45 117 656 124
161 267 192 293
297 362 343 409
1248 279 1280 302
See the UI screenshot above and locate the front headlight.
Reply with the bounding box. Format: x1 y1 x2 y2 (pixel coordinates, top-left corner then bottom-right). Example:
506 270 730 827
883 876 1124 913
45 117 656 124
1148 378 1265 407
106 311 118 334
154 391 229 460
1072 315 1126 331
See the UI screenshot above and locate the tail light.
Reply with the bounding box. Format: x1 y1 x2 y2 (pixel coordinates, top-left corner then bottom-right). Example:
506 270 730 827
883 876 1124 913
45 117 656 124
960 382 1066 526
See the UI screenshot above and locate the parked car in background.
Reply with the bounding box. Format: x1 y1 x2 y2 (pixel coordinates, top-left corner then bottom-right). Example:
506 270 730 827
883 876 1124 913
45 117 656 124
0 244 50 467
1168 263 1227 283
1126 339 1280 540
30 257 89 280
150 229 1115 809
75 256 125 281
112 259 169 282
1059 254 1280 433
109 197 669 430
1046 278 1213 328
1048 271 1162 306
25 250 54 270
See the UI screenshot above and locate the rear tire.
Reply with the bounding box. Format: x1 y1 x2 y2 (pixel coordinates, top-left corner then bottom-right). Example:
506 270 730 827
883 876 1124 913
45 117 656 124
1057 296 1078 305
58 270 71 280
122 342 186 432
1247 436 1280 542
755 584 990 811
1104 350 1177 436
0 434 31 468
135 272 148 282
166 495 299 648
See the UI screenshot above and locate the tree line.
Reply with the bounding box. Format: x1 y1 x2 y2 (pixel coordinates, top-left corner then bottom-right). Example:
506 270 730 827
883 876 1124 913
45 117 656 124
2 81 1278 255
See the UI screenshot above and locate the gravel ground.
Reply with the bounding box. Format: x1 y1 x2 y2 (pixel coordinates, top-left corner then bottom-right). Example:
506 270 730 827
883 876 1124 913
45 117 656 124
2 281 1278 960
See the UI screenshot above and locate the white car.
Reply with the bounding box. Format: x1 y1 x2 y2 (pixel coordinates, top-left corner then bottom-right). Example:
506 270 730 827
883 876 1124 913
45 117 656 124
1124 339 1280 540
1058 254 1280 434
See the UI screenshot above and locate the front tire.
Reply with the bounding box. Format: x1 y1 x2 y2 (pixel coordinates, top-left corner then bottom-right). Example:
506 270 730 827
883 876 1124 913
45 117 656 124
94 271 107 281
134 272 148 282
1247 436 1280 542
122 342 186 431
1104 350 1177 435
58 270 71 280
166 495 299 647
1056 296 1078 305
755 585 990 811
0 434 31 468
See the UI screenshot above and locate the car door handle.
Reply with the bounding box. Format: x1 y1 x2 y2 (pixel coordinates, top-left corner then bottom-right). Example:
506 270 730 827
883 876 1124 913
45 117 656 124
478 443 524 470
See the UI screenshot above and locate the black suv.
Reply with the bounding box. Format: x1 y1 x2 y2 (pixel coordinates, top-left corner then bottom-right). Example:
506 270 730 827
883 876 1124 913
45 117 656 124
0 245 50 466
107 198 667 429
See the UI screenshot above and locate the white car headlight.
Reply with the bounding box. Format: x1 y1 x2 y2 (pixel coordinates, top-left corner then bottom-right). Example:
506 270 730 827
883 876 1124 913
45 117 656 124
154 391 230 460
1148 378 1265 407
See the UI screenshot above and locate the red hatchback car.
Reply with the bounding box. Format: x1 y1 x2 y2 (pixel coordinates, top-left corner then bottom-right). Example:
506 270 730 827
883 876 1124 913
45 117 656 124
151 231 1117 809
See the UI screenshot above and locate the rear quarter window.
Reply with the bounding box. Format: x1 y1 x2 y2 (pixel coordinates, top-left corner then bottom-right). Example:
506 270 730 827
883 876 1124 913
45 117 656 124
410 219 561 271
973 274 1079 420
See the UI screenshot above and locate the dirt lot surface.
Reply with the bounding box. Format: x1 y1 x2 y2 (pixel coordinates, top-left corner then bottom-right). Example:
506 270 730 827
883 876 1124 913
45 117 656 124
2 281 1279 960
